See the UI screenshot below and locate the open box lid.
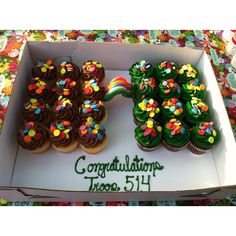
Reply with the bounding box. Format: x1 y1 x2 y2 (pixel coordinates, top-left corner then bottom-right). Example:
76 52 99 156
0 41 235 194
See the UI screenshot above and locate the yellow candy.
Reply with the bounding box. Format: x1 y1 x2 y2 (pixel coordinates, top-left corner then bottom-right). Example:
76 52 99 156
157 126 162 132
87 117 93 122
95 124 100 130
147 120 153 128
41 67 47 73
65 133 69 139
192 73 196 78
85 104 90 108
213 130 217 137
178 69 184 74
170 118 177 122
92 129 98 134
149 111 155 117
182 65 187 70
64 129 70 134
149 99 154 104
174 110 180 115
97 64 102 68
94 86 100 92
208 137 214 144
155 108 160 113
53 130 60 137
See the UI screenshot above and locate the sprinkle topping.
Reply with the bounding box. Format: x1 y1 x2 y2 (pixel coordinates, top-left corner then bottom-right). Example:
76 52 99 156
83 79 100 94
24 98 47 114
140 77 156 90
196 121 217 144
141 118 162 137
55 96 73 111
36 60 54 73
83 61 103 72
165 118 186 136
159 61 176 74
178 64 198 78
60 61 74 74
138 99 160 118
189 97 208 115
161 79 181 94
50 120 73 139
162 98 183 116
56 78 77 96
81 100 104 113
19 121 42 143
134 60 151 72
28 78 48 94
186 79 205 91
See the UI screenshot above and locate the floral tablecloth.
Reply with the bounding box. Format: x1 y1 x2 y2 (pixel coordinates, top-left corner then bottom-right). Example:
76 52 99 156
0 30 236 206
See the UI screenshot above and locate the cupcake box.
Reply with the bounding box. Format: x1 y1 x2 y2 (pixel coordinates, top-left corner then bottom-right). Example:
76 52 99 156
0 41 235 201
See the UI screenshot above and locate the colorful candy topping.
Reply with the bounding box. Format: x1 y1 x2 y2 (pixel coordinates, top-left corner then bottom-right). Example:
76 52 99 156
59 62 75 75
162 98 183 116
56 78 77 96
83 79 100 94
178 64 198 78
36 60 54 72
196 121 217 144
28 78 48 94
81 100 104 113
139 77 156 90
83 61 103 72
138 99 160 117
161 79 181 94
79 117 105 140
19 121 42 143
159 61 176 75
24 98 48 114
134 60 152 72
141 118 162 137
55 96 73 111
50 120 73 139
185 79 205 91
165 118 186 136
189 97 209 115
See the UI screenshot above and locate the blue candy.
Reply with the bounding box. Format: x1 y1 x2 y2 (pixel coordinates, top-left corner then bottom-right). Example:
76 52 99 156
99 125 105 131
34 108 41 114
97 133 103 140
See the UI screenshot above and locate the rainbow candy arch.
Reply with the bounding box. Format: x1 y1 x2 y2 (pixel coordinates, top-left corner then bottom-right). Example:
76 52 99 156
103 76 132 101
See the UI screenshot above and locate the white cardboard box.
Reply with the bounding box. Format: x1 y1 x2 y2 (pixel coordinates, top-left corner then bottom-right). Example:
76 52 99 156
0 41 236 202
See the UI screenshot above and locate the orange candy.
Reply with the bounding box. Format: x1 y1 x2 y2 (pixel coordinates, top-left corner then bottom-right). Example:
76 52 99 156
36 88 42 94
202 105 208 111
62 121 70 126
24 135 32 143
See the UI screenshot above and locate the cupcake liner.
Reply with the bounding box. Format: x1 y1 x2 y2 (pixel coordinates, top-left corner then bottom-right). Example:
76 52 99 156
136 142 159 151
162 140 188 152
187 142 210 155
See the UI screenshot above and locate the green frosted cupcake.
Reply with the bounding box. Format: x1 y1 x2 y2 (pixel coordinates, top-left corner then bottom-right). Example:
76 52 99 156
133 77 158 102
181 79 206 101
133 98 160 124
159 79 181 99
135 118 163 151
155 61 177 81
163 118 190 151
177 64 199 84
161 98 184 121
185 97 210 126
129 60 154 85
188 121 220 154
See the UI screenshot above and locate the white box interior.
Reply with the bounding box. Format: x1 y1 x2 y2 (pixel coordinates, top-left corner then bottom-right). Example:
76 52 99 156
0 42 235 193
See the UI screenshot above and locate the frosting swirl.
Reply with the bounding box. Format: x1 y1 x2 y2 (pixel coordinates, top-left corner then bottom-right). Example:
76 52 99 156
177 64 199 84
135 118 162 148
81 60 105 83
163 118 190 148
24 98 51 123
49 120 77 147
161 98 184 120
79 100 106 123
17 121 49 150
57 61 81 80
190 121 219 149
78 117 106 148
155 61 177 81
133 98 160 124
159 79 181 99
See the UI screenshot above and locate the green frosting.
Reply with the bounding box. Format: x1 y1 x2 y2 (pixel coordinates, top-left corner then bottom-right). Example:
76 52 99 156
129 60 154 84
135 119 162 148
133 98 160 124
177 64 199 84
190 121 220 150
159 79 181 99
155 61 177 81
181 79 206 101
163 119 190 148
133 77 158 102
185 97 210 125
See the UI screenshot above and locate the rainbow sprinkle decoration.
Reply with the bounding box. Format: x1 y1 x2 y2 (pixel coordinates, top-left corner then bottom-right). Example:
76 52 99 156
55 96 73 111
83 79 100 95
60 62 74 74
197 121 217 144
161 79 181 94
141 118 162 137
186 79 205 91
165 118 186 136
81 100 103 113
138 98 160 118
140 77 156 90
134 60 151 72
19 121 42 143
178 64 197 78
190 97 208 115
79 117 105 140
24 98 48 114
103 76 132 101
163 98 183 116
36 60 54 73
28 77 48 94
159 61 176 74
50 120 72 139
56 78 77 96
83 61 103 72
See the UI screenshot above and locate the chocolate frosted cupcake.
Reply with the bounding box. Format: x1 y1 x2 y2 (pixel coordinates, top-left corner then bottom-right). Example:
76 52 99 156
155 61 177 81
52 96 78 122
27 78 56 105
81 79 106 101
81 60 105 84
161 98 184 121
188 121 220 154
23 98 51 124
135 118 162 151
78 117 107 154
133 77 158 102
185 97 210 126
163 118 190 151
31 59 57 85
79 100 107 124
181 79 206 101
177 64 199 84
57 61 81 81
133 98 160 125
56 78 80 100
17 121 50 153
129 60 154 85
159 79 181 100
49 120 78 153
